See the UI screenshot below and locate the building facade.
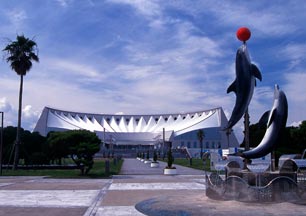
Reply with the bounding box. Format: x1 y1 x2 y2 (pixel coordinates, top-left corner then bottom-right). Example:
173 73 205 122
34 106 239 150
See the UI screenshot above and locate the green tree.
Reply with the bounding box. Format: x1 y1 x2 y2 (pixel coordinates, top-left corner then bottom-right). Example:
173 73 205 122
3 126 19 164
47 130 101 174
240 121 306 166
21 131 48 165
3 35 39 169
47 131 71 165
2 126 47 165
197 129 205 158
68 130 101 174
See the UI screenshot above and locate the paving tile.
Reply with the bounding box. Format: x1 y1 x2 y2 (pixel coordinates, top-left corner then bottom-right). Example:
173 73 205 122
96 206 145 216
0 159 304 216
0 190 99 207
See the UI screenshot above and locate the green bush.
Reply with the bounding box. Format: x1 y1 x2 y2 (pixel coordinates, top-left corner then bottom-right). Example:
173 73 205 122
153 151 157 162
167 149 174 168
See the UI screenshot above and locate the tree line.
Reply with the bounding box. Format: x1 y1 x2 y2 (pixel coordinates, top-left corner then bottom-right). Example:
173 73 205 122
241 120 306 161
1 127 101 174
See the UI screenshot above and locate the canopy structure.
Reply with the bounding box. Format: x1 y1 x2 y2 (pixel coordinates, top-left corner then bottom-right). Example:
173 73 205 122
34 106 239 148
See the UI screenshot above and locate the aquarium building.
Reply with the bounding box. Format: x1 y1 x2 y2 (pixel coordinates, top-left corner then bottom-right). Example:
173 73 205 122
34 106 239 150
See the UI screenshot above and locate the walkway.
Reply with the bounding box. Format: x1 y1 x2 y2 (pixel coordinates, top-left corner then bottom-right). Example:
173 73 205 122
120 158 205 175
0 159 304 215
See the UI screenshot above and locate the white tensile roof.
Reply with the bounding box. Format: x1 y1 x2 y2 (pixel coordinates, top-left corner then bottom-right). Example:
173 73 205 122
34 106 238 146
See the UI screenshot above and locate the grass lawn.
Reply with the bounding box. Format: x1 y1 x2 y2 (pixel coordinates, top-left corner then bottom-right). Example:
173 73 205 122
0 158 123 178
160 158 211 171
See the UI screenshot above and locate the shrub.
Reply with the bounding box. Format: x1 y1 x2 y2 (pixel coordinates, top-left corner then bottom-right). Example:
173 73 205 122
167 149 174 168
153 151 158 162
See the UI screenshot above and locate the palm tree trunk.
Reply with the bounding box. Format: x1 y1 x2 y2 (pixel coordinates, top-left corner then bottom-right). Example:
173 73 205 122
200 141 203 158
13 75 23 170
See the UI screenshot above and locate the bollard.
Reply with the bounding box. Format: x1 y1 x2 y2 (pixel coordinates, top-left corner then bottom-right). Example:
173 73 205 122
105 160 110 176
189 158 193 166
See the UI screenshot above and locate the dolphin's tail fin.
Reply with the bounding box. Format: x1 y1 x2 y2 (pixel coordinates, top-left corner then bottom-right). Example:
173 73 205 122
228 152 244 157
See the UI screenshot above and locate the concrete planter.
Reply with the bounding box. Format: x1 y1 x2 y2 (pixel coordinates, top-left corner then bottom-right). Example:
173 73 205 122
150 162 159 168
164 168 177 175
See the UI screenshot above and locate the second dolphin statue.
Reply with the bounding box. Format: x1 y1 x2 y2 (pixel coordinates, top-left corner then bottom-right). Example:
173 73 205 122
225 44 262 130
241 85 288 159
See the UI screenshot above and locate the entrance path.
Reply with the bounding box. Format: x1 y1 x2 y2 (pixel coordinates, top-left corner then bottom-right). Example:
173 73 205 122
0 159 304 215
119 158 205 175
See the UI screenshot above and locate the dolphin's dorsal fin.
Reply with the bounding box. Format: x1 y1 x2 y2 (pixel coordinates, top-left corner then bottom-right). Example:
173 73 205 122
258 110 270 128
251 64 262 81
227 80 237 94
267 109 276 128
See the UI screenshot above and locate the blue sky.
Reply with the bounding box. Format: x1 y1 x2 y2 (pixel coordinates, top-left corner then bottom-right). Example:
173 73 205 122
0 0 305 142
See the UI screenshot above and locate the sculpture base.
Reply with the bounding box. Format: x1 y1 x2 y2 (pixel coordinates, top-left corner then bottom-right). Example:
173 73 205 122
206 171 305 203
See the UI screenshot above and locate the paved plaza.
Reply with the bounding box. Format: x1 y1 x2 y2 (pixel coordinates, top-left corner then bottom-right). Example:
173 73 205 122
0 159 305 215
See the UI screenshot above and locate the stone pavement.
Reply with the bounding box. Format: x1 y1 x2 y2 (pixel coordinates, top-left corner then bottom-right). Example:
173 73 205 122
0 159 304 216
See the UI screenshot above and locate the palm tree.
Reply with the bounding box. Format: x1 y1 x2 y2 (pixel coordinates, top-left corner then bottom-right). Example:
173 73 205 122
3 35 39 169
197 129 205 158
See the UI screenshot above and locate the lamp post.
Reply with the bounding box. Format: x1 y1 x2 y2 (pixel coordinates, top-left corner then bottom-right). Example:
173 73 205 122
243 109 250 169
162 128 165 156
0 112 3 175
244 109 250 151
226 128 233 149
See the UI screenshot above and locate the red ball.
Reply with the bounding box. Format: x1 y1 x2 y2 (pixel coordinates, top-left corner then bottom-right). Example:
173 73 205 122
236 27 251 42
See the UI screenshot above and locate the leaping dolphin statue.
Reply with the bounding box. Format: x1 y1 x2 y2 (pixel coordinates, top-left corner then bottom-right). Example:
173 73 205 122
224 44 262 130
240 85 288 159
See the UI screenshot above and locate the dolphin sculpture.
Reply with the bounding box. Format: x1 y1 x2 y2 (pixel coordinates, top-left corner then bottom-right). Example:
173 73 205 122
240 85 288 159
225 44 262 130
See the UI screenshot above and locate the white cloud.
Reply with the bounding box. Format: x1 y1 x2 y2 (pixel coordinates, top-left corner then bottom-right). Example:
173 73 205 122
284 72 306 103
108 0 161 17
283 72 306 126
41 57 104 80
6 8 27 27
280 43 306 70
22 105 41 129
55 0 73 7
113 64 161 80
0 97 13 113
290 121 302 127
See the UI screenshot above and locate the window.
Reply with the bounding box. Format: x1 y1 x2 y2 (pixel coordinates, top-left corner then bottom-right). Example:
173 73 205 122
181 141 184 147
187 142 191 148
206 142 209 148
193 141 197 148
212 141 215 149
